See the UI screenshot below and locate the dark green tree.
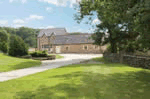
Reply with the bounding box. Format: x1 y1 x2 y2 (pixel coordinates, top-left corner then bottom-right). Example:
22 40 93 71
75 0 149 53
0 30 9 53
9 35 28 56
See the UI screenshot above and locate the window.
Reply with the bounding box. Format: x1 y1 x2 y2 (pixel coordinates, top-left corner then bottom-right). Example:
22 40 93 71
83 45 88 50
66 46 69 50
94 45 99 49
44 45 49 48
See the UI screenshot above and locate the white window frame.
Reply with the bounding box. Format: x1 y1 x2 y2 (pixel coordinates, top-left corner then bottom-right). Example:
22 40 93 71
83 45 88 50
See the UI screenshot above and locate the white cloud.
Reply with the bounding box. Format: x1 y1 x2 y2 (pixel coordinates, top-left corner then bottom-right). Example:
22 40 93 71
21 0 26 3
9 0 27 3
46 26 54 28
46 7 53 12
39 0 78 8
26 15 44 20
77 28 82 32
92 18 101 24
0 20 8 25
39 26 55 29
13 24 25 28
13 19 25 24
9 0 13 3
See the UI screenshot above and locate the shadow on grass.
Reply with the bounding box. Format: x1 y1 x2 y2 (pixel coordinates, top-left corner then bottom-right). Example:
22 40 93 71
11 61 41 70
14 70 150 99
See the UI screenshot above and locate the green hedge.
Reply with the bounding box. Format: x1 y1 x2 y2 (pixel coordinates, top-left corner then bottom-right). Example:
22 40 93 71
30 50 48 57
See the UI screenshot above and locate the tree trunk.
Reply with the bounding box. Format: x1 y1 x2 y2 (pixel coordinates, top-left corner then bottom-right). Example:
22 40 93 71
111 42 117 53
109 30 117 53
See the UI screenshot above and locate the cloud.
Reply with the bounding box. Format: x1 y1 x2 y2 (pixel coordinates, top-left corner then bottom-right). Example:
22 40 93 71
9 0 27 3
13 24 25 28
46 7 53 12
39 0 78 8
92 18 101 24
9 0 13 3
0 20 8 25
39 26 55 29
26 15 44 20
13 19 25 24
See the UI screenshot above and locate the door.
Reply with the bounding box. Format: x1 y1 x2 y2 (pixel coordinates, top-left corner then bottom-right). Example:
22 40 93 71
56 46 61 53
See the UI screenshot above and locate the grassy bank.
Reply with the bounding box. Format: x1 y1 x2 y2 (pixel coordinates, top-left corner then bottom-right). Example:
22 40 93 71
0 57 150 99
0 53 41 72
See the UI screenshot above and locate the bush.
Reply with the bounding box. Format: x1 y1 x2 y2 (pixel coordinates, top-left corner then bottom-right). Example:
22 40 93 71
9 35 28 56
0 30 9 53
30 50 48 57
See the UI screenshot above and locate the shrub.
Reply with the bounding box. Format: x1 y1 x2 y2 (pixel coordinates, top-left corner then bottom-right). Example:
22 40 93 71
9 35 28 56
30 50 48 57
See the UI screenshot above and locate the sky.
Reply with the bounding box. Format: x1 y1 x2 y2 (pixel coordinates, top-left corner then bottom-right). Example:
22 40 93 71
0 0 101 33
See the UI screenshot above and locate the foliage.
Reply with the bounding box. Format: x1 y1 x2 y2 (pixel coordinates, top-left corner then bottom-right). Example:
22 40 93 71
0 42 8 53
9 35 28 56
0 53 41 72
75 0 150 53
0 26 40 47
30 50 48 57
0 30 9 53
16 27 40 47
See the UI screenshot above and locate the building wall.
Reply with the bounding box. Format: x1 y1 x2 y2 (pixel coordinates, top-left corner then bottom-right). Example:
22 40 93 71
37 34 48 50
37 35 107 54
37 34 55 51
53 44 107 54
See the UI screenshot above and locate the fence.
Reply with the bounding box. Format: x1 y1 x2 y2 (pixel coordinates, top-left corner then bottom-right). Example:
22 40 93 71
103 52 150 69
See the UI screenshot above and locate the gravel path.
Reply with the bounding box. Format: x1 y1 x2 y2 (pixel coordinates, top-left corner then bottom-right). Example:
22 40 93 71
0 54 102 82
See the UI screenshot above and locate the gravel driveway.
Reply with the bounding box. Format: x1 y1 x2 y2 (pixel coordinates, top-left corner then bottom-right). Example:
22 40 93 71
0 54 102 82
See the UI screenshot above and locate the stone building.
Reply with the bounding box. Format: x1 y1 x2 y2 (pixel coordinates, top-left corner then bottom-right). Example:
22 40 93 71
37 28 107 54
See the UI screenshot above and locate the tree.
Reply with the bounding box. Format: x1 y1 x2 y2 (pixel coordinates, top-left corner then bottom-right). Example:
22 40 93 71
9 35 28 56
16 27 39 47
0 30 9 53
75 0 149 53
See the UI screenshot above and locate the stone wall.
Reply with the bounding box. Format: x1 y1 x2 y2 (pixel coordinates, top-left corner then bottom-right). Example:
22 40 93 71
103 53 150 69
53 44 106 54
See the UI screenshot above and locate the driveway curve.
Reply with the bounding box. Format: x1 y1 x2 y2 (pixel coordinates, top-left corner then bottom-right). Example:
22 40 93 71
0 54 102 82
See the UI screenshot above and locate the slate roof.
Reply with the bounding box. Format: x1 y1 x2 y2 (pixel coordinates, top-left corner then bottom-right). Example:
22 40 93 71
38 28 67 37
54 34 94 44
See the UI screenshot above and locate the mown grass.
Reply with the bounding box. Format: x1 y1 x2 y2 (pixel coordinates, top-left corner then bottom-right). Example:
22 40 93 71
0 57 150 99
0 53 41 72
49 54 64 59
55 54 64 59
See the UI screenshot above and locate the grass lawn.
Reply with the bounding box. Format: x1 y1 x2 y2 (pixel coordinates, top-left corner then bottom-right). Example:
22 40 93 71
0 57 150 99
0 53 41 72
49 54 64 59
55 54 64 59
